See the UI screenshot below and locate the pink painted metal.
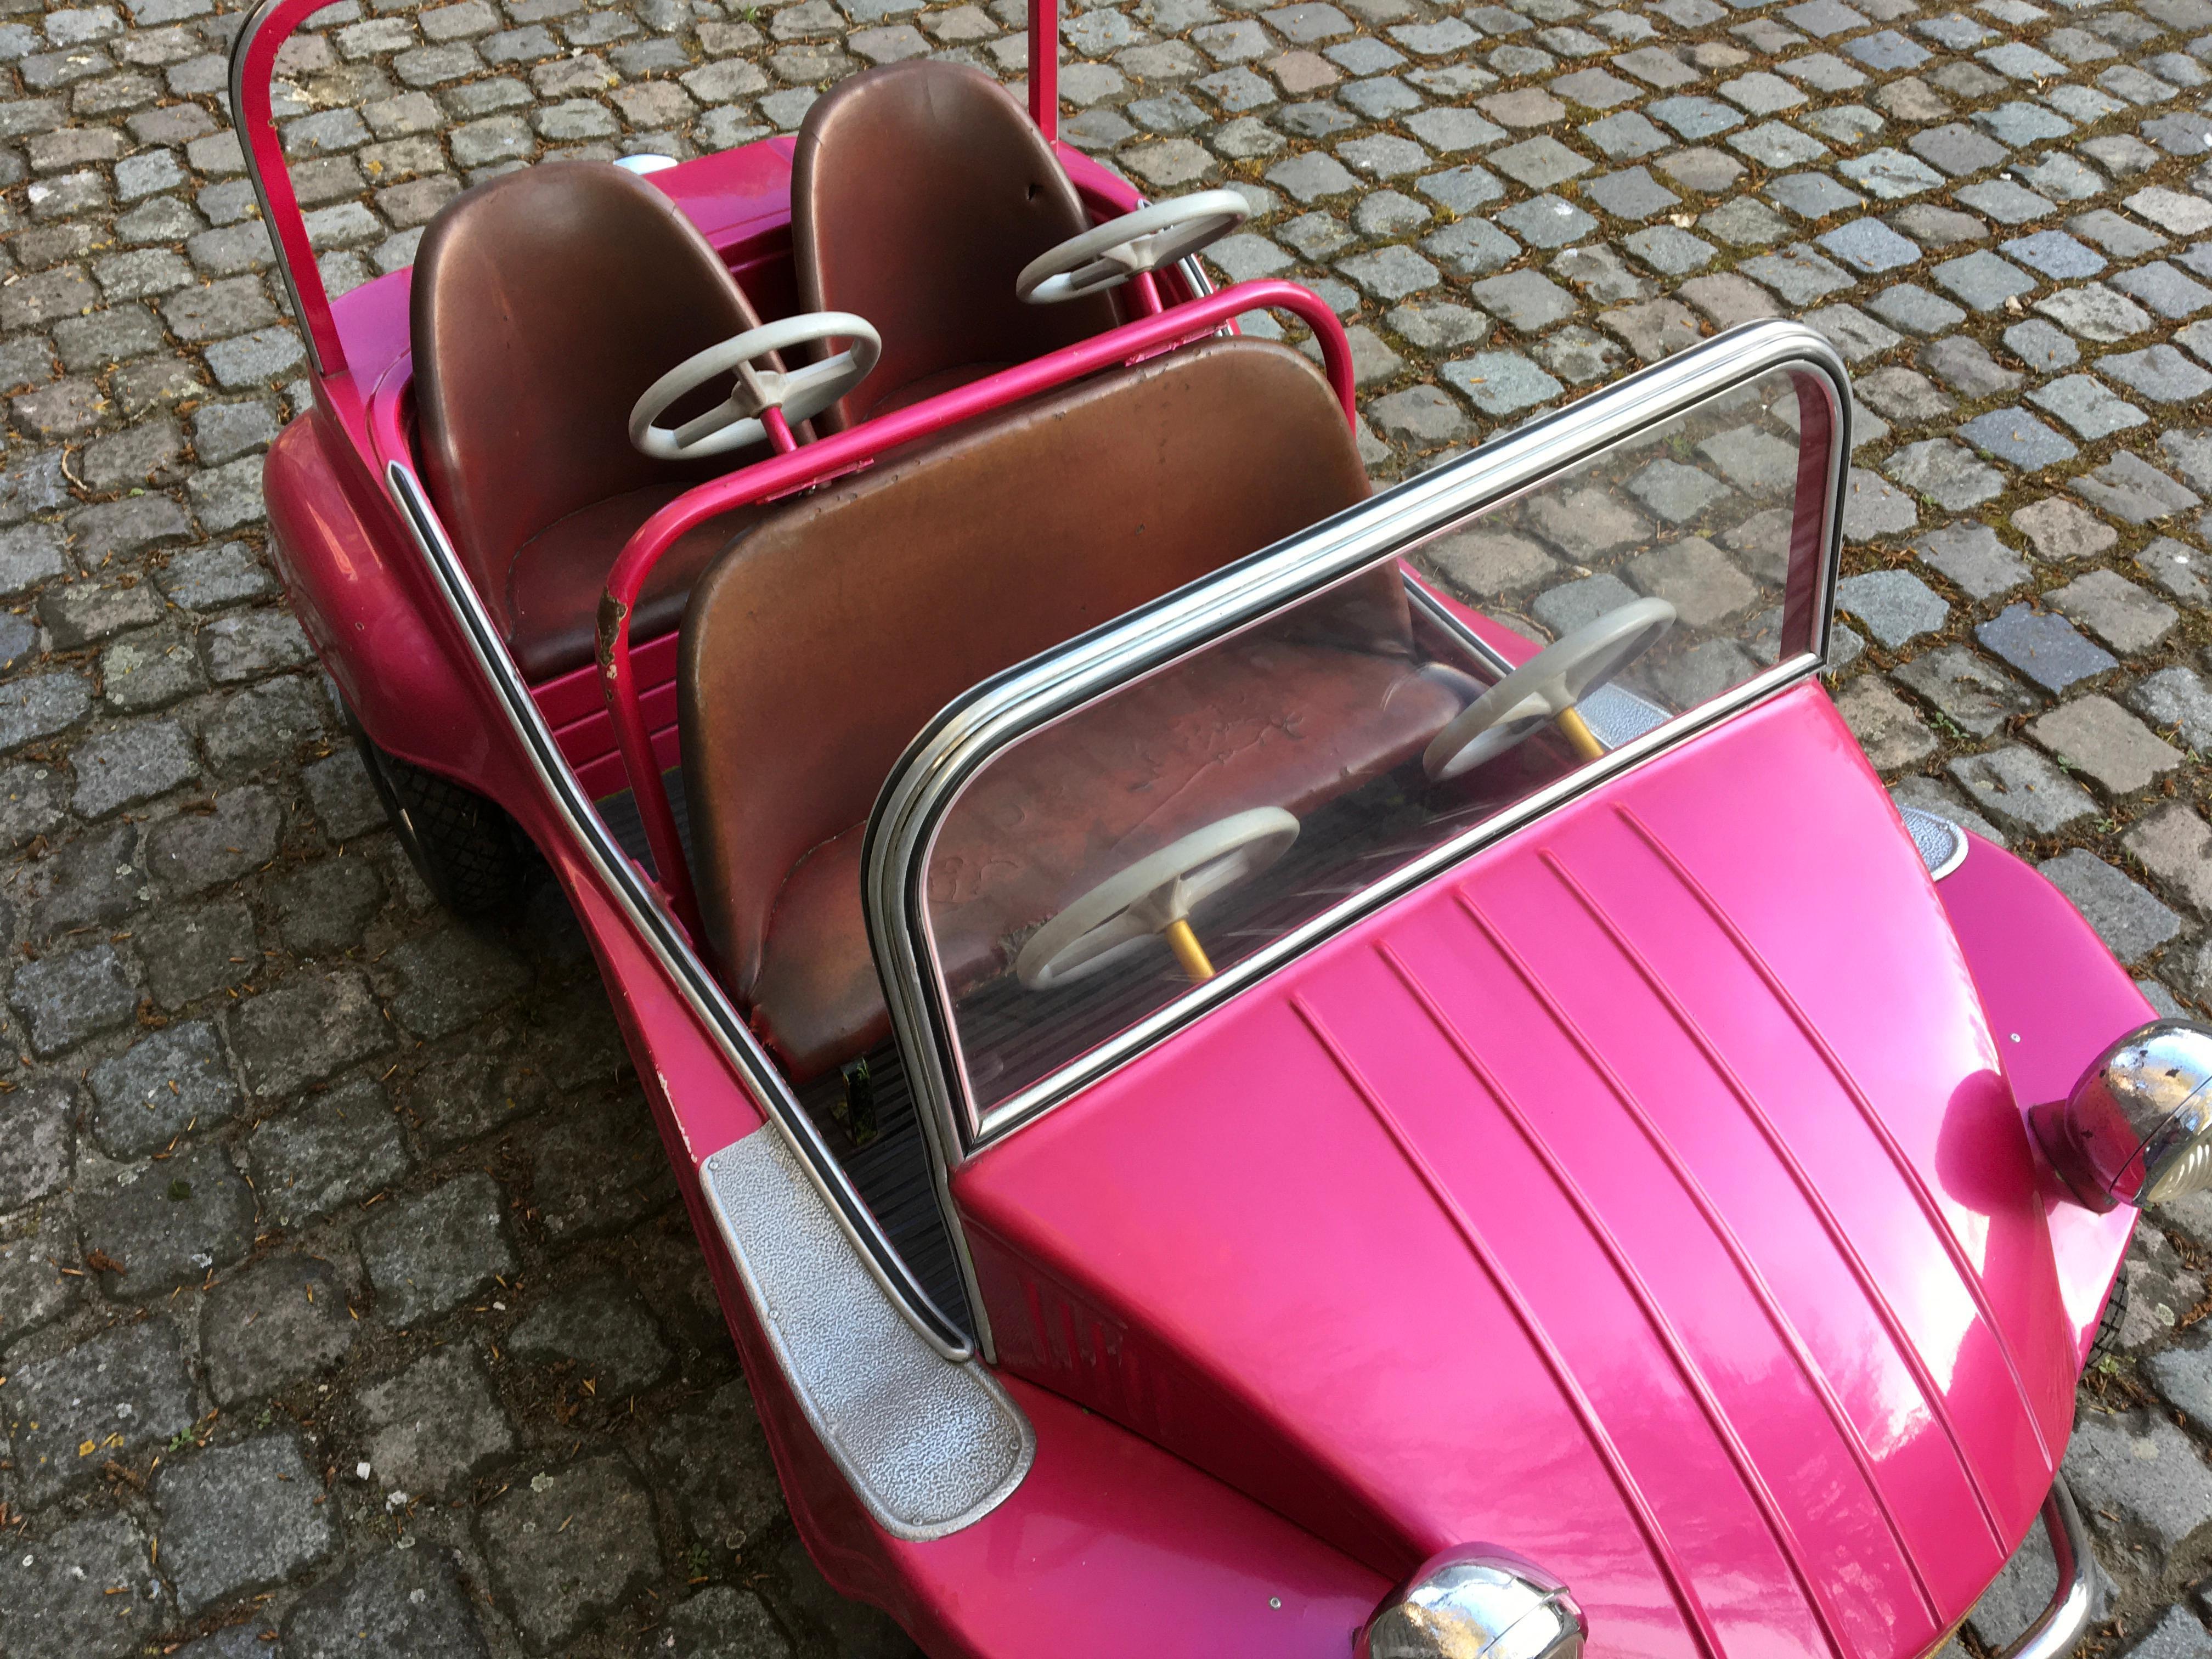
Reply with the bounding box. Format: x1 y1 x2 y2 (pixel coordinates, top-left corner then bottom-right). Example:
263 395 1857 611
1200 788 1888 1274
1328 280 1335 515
231 0 347 374
1934 833 2143 1358
595 276 1361 937
953 679 2121 1659
762 404 798 455
262 381 2142 1657
1029 0 1059 138
263 407 1409 1659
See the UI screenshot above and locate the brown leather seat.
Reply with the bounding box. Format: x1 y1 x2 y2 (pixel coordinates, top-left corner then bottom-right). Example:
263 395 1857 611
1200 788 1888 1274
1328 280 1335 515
413 159 780 681
678 336 1457 1082
793 60 1126 432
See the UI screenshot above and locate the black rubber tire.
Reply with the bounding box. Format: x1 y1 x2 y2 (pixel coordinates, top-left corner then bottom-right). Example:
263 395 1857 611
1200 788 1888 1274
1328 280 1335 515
2090 1269 2130 1365
344 703 524 917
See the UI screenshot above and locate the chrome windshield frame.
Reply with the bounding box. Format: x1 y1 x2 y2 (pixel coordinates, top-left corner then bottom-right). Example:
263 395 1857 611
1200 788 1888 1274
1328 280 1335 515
864 320 1852 1164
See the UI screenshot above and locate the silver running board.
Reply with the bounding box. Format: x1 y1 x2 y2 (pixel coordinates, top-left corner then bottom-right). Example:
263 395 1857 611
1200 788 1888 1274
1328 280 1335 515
699 1130 1033 1541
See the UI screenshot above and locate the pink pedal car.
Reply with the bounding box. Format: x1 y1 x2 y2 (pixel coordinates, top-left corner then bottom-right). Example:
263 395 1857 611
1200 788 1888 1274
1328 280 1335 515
233 0 2212 1649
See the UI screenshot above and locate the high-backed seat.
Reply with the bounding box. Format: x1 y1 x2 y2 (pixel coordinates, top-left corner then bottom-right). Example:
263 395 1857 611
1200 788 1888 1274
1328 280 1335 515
679 337 1461 1082
792 60 1125 431
413 160 782 681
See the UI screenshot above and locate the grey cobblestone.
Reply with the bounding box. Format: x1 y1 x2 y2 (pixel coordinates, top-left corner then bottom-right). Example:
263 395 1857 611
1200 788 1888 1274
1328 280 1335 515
87 1019 240 1156
81 1138 257 1297
0 1511 166 1659
479 1451 664 1652
156 1433 337 1612
199 1250 359 1404
357 1345 516 1495
2 1316 195 1504
359 1169 517 1325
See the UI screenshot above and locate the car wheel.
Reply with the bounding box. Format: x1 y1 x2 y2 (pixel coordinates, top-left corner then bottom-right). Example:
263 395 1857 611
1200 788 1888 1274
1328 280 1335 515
343 701 524 917
2090 1269 2130 1365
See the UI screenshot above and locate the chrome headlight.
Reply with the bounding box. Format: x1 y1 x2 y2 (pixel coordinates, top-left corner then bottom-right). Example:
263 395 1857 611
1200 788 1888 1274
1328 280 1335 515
1358 1549 1586 1659
2031 1019 2212 1212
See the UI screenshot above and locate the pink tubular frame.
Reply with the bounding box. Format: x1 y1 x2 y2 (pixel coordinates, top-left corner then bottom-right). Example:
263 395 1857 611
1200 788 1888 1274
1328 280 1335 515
233 0 1062 379
232 0 1358 947
231 0 348 377
597 279 1361 940
1029 0 1059 138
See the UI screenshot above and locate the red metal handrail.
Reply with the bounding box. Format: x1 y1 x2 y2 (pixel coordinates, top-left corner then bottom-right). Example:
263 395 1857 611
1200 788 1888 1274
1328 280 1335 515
1029 0 1058 139
231 0 351 375
597 279 1359 938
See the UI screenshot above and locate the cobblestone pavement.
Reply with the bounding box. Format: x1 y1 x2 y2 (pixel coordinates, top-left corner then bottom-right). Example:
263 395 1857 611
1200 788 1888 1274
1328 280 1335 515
3 0 2212 1644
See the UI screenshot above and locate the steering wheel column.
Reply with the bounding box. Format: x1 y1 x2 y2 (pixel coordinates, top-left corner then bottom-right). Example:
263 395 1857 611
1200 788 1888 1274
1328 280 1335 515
1423 597 1677 781
1553 706 1608 763
1015 808 1300 990
629 312 882 461
1018 189 1252 306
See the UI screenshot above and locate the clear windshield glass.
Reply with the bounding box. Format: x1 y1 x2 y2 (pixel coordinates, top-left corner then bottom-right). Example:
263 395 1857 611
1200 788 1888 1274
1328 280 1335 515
921 364 1837 1119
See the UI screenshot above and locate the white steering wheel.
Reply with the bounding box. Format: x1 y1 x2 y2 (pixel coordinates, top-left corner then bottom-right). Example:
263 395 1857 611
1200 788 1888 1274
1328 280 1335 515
1015 808 1299 990
1423 597 1677 781
1017 189 1252 306
628 312 882 461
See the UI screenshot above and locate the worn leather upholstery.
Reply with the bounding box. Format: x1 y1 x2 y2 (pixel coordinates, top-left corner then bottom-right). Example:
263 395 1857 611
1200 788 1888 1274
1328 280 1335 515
793 60 1125 431
679 336 1459 1081
413 159 777 681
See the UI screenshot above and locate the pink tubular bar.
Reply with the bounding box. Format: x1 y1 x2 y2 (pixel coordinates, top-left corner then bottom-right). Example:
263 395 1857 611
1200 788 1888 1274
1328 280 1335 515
596 278 1361 941
1029 0 1059 138
231 0 348 376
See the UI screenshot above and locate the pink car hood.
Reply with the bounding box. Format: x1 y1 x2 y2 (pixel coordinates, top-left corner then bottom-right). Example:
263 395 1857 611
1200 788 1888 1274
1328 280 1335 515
955 682 2091 1659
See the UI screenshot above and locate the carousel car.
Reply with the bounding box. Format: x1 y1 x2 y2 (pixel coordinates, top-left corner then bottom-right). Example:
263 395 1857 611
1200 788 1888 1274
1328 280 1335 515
231 0 2212 1650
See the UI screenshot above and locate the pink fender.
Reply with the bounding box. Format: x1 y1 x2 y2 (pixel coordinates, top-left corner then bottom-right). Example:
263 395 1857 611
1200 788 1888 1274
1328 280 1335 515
1936 833 2143 1356
953 682 2138 1659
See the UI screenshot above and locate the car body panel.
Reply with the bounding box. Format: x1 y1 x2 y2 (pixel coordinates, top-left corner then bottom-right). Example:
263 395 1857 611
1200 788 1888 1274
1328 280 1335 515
228 0 2151 1639
955 681 2101 1659
263 305 2141 1659
1935 835 2144 1357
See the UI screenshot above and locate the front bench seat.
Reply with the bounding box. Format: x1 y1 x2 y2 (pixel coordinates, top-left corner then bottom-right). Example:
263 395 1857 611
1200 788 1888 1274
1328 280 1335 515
413 159 783 682
679 336 1459 1082
792 60 1126 432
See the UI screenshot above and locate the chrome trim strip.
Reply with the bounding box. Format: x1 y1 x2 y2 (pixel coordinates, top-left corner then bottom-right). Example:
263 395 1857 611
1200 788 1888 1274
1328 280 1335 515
1995 1475 2100 1659
865 320 1852 1163
228 0 331 378
382 462 977 1361
698 1131 1033 1541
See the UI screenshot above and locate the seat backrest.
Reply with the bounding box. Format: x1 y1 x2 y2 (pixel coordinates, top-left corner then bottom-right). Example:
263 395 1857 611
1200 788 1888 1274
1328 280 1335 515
793 60 1124 432
678 337 1370 990
413 160 765 613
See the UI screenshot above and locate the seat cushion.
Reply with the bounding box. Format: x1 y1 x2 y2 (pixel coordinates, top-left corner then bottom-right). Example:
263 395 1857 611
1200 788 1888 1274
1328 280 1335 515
679 335 1370 1014
749 636 1463 1079
504 486 770 681
794 61 1122 431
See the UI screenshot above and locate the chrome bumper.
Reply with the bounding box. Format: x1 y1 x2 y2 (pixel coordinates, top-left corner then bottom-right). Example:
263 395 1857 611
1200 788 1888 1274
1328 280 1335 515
1996 1476 2102 1659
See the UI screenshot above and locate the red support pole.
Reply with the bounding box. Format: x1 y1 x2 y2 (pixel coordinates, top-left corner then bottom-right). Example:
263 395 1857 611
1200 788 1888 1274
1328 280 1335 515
1028 0 1058 140
230 0 351 374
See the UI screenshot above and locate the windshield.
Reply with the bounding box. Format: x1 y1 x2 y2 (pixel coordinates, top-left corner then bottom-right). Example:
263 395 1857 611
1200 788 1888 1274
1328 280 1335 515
907 357 1841 1129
